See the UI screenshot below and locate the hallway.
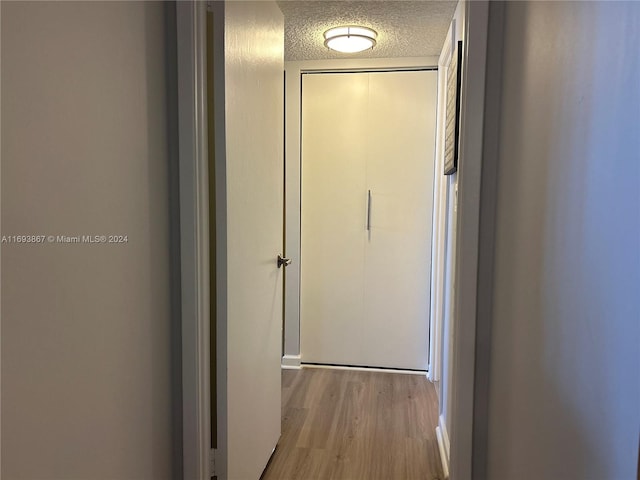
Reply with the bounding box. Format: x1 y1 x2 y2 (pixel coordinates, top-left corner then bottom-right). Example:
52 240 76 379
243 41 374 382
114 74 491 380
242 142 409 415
261 368 443 480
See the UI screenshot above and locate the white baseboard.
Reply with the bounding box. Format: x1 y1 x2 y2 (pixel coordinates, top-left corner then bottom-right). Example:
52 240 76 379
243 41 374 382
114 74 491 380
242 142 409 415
436 414 450 479
281 354 301 369
301 363 427 375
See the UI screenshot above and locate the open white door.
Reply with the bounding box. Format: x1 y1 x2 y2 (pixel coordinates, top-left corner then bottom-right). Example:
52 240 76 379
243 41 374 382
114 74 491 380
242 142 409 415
213 2 285 479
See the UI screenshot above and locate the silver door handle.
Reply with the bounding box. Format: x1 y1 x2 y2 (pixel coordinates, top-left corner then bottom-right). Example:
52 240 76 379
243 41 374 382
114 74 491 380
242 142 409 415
277 254 292 268
367 190 372 231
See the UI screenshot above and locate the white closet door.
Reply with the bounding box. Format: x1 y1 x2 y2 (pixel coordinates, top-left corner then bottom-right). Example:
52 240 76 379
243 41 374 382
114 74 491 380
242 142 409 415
300 70 437 370
300 72 368 366
363 71 437 369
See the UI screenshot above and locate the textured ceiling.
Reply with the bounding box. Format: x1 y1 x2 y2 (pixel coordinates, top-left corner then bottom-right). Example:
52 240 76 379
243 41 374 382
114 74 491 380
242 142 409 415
277 1 457 61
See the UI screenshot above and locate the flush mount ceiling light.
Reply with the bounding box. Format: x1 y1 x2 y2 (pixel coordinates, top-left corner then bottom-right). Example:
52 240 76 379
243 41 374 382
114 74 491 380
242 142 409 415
323 26 377 53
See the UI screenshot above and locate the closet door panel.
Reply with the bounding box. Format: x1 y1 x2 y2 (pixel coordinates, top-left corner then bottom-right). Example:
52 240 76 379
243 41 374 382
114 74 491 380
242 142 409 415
300 73 368 365
362 70 438 369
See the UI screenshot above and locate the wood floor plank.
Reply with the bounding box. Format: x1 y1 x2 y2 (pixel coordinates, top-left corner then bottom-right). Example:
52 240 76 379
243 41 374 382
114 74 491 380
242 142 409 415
261 368 443 480
322 379 364 479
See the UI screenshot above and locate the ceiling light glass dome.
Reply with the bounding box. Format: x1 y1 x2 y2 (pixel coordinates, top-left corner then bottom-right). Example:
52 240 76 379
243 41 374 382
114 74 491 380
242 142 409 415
323 26 377 53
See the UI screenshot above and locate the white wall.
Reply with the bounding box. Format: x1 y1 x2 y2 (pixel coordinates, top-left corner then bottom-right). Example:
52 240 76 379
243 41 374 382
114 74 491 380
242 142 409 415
1 2 176 478
486 2 640 479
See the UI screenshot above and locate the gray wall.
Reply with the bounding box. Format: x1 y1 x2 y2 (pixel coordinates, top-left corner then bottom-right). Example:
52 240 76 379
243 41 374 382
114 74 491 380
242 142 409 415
487 2 640 479
1 2 176 478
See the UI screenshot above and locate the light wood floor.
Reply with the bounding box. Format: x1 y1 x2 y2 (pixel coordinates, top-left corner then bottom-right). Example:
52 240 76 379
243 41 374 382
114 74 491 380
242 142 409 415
261 367 444 480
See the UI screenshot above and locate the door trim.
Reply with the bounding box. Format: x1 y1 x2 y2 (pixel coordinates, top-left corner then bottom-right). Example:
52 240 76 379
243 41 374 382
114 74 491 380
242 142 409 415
0 4 3 475
448 2 492 479
428 27 456 386
176 1 211 478
469 3 505 479
175 2 497 478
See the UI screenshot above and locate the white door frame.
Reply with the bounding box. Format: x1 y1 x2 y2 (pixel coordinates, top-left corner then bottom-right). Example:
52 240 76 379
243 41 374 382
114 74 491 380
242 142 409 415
176 1 497 479
427 38 452 386
468 3 505 479
176 1 211 479
432 13 460 478
448 2 492 479
0 3 3 477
